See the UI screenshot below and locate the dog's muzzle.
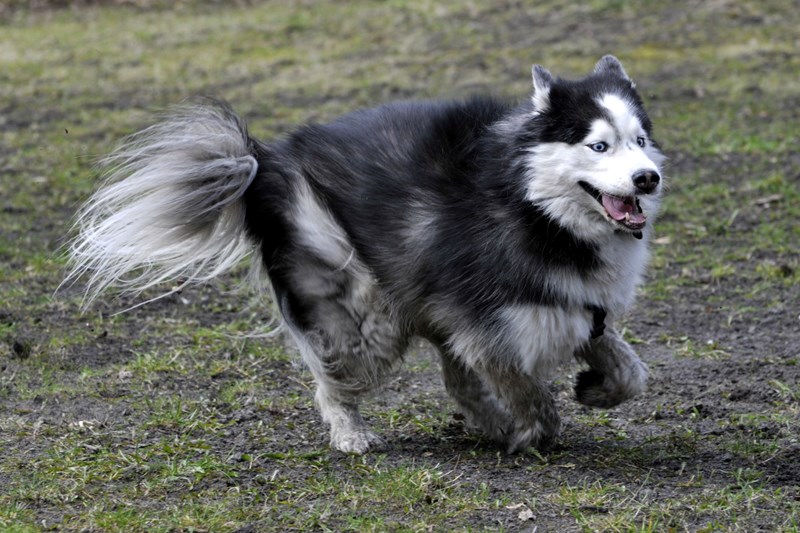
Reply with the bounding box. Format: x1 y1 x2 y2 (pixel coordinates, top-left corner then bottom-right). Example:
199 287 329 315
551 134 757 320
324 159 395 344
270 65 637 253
579 179 657 239
632 170 660 195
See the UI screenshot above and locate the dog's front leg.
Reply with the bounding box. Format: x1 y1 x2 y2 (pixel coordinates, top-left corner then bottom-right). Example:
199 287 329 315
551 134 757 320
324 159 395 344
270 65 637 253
476 363 561 453
438 347 514 442
574 326 648 408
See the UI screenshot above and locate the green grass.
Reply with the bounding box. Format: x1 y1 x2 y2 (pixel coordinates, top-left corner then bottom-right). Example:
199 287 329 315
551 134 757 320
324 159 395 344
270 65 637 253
1 0 800 531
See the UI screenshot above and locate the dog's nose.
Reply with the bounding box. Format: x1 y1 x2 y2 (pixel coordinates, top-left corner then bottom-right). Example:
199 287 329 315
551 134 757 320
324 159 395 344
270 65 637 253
632 170 660 194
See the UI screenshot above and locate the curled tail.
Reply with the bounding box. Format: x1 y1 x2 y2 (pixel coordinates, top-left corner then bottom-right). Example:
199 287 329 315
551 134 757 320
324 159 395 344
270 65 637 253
66 99 259 307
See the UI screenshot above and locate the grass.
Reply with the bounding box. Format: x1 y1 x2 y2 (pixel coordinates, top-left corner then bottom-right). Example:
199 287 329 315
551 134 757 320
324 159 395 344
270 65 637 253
553 473 798 532
1 0 799 531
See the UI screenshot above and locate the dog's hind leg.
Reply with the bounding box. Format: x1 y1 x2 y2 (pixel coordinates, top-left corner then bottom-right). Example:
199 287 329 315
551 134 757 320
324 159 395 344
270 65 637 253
280 283 407 454
574 326 648 408
288 322 404 454
314 383 387 455
270 179 412 453
438 347 514 443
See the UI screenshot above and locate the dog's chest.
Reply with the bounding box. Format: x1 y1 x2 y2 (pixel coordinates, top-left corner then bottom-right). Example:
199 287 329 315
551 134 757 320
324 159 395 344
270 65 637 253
544 235 648 316
585 235 649 314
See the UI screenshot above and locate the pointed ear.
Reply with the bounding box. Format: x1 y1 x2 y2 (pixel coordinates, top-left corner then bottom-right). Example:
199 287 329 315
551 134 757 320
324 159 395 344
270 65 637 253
531 64 553 113
593 55 631 81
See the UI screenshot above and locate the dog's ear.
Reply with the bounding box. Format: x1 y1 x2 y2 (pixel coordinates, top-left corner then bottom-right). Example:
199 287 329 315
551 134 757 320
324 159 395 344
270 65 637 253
593 55 632 82
531 64 553 113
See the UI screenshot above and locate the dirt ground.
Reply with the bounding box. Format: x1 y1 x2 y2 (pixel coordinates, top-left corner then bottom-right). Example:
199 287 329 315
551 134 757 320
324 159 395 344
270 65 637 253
1 1 799 531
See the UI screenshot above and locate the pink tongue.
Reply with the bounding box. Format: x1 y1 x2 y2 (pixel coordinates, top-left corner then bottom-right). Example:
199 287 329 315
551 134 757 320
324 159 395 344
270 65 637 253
602 195 646 224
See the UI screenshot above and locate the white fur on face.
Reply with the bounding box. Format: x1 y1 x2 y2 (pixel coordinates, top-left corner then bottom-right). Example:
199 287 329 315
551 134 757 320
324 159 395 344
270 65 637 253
598 94 641 142
524 92 665 242
588 94 665 194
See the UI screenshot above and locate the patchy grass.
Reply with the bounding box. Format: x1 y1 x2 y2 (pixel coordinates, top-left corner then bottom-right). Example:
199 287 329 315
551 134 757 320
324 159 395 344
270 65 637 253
1 0 799 531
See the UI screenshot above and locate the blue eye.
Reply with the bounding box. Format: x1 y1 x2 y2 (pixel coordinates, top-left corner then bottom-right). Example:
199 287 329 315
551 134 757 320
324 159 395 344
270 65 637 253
636 136 646 147
588 142 608 153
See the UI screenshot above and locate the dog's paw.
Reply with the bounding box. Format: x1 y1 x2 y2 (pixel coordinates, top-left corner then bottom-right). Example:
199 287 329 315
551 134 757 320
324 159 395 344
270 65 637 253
505 417 560 454
330 428 386 455
575 369 611 407
460 401 515 443
575 362 647 408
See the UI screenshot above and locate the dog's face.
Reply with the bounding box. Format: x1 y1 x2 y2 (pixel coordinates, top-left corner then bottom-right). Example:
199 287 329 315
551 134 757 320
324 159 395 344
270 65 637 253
523 56 665 241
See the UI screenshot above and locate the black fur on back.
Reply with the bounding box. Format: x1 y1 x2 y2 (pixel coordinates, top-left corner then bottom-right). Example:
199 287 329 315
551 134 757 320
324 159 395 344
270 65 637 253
244 92 615 328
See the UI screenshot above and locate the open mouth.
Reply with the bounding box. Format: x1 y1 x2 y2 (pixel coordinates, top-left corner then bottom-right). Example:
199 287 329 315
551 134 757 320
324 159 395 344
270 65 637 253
579 181 646 238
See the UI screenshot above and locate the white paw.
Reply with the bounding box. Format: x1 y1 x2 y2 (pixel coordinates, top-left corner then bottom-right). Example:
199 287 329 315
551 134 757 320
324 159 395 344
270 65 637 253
330 428 385 455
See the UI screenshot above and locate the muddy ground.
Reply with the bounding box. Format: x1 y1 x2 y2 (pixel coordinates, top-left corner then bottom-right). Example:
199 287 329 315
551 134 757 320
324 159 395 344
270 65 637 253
1 1 799 531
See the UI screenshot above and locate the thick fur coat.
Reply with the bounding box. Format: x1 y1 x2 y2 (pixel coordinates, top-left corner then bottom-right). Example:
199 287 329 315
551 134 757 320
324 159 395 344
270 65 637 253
68 56 665 453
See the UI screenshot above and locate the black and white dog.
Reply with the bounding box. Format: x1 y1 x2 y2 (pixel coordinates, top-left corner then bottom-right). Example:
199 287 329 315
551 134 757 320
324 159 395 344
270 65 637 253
68 56 665 454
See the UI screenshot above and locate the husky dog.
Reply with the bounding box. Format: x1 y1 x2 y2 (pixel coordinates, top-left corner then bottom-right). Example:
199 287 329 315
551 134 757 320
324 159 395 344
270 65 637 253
67 56 665 454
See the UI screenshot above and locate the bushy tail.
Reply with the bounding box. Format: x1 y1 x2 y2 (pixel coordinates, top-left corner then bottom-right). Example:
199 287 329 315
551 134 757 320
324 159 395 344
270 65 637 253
65 99 259 307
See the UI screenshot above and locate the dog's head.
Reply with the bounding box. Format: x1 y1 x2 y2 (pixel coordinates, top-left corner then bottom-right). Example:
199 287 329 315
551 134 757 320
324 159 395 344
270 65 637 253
522 55 665 241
